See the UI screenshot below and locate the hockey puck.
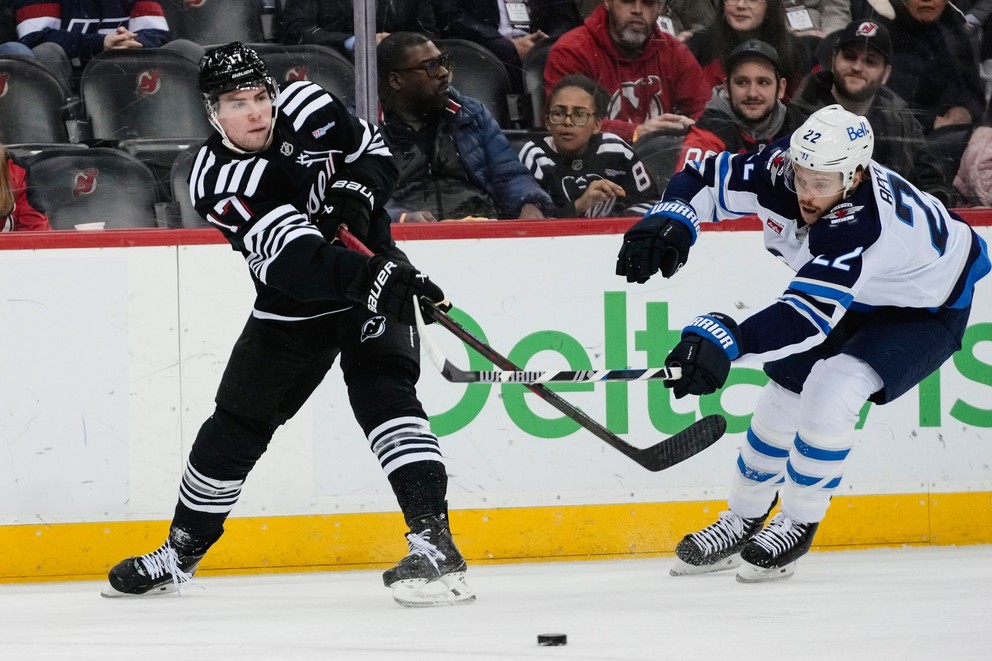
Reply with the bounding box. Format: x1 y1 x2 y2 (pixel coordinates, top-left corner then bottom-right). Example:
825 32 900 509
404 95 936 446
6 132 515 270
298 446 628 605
537 633 567 646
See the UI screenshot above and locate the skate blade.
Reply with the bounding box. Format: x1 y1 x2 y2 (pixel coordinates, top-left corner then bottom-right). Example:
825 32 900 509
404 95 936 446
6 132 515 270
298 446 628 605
100 582 180 598
391 572 476 608
670 553 742 576
735 560 796 584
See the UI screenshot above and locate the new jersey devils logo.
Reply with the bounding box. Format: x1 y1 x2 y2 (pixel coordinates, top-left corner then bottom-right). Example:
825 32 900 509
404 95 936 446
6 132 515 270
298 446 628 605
855 21 879 38
0 73 9 98
73 168 99 197
609 76 664 121
184 0 206 8
285 66 309 81
360 316 387 342
136 70 162 96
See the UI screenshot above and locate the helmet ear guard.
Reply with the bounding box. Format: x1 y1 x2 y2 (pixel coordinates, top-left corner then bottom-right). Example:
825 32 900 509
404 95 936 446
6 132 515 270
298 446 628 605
789 104 874 196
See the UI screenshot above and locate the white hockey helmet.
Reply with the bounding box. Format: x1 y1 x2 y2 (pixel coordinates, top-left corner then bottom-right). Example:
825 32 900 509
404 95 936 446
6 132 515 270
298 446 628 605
789 104 874 196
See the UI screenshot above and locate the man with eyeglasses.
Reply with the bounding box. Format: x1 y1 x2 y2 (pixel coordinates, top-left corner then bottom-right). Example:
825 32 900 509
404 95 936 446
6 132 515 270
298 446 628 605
377 31 552 222
785 19 952 204
545 0 710 145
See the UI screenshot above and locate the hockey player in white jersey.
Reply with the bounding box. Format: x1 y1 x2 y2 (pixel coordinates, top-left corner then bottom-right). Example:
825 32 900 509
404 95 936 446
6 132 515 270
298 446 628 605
102 43 474 606
616 105 991 582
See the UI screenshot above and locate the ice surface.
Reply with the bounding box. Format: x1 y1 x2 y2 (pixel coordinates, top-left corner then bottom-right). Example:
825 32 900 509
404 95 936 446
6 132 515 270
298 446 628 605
1 546 989 660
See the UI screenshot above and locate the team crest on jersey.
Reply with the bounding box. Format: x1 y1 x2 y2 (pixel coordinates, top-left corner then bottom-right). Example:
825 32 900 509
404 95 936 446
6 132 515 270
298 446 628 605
823 203 864 226
285 66 309 82
280 142 294 156
361 315 387 342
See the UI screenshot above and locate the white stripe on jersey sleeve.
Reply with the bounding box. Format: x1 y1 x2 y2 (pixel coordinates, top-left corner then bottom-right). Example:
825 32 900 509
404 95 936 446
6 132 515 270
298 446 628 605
278 81 322 114
190 147 213 205
16 17 60 38
128 16 169 32
292 95 333 131
242 205 324 283
345 120 392 162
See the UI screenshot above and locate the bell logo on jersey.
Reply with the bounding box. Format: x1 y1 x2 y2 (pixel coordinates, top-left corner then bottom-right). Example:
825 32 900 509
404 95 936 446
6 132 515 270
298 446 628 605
360 316 387 342
72 168 99 197
136 70 162 96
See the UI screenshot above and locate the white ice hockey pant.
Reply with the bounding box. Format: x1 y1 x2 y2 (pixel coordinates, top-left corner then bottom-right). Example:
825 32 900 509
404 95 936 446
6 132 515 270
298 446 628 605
729 353 883 523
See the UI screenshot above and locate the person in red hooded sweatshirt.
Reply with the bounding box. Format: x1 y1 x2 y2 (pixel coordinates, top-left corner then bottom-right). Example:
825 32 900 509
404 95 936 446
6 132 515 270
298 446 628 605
0 146 50 232
544 0 709 146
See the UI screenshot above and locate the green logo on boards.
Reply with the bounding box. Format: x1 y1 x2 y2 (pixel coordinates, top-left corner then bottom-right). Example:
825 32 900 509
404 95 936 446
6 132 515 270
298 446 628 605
428 293 992 437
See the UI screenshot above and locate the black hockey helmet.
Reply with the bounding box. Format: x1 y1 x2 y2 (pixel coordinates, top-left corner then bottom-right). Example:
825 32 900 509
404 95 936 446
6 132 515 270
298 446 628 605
198 42 277 103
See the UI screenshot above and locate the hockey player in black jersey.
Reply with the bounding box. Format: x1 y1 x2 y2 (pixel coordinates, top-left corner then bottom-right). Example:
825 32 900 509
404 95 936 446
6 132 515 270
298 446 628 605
617 105 990 582
102 42 474 607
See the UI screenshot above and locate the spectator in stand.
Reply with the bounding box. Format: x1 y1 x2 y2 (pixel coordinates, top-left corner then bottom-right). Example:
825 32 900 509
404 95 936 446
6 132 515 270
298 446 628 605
1 145 50 231
781 0 850 41
13 0 201 94
280 0 436 60
1 0 33 56
687 0 812 101
518 74 658 217
879 0 984 131
544 0 709 147
378 31 552 222
678 39 790 170
664 0 717 41
786 19 953 204
954 122 992 206
432 0 581 93
872 0 984 186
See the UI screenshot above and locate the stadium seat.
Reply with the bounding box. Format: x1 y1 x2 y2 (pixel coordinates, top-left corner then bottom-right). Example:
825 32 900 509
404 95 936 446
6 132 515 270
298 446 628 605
159 0 266 46
27 148 159 230
522 38 555 129
0 56 70 143
503 129 551 159
170 147 210 229
79 49 212 142
435 39 512 129
250 44 356 109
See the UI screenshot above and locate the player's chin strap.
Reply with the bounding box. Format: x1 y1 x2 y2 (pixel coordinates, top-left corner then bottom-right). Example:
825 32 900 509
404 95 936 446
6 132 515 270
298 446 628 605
334 225 727 473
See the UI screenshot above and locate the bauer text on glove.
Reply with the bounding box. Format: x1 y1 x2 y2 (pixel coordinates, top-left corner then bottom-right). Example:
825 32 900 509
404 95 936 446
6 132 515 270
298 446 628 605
346 255 445 326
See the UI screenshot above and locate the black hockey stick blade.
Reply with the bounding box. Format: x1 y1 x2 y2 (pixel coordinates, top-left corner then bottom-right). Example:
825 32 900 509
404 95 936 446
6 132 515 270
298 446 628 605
414 305 682 383
414 298 725 471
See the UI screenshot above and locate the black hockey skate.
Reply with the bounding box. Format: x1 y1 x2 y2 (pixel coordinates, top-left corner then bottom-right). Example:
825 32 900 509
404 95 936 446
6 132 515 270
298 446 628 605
736 513 819 583
101 528 220 597
670 509 770 576
383 513 475 607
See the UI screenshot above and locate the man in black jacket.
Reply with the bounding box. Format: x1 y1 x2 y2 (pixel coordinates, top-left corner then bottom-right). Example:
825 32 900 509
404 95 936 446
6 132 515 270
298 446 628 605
785 19 953 204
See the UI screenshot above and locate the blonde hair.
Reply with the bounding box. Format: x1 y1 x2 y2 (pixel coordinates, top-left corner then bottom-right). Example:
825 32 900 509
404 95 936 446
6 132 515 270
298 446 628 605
0 146 14 219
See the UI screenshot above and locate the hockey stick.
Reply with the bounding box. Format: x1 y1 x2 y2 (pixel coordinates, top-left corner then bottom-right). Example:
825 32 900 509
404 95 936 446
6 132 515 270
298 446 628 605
335 226 726 472
416 315 683 384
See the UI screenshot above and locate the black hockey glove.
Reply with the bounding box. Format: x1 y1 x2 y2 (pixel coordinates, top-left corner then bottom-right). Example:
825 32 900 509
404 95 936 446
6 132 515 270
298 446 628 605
346 255 446 326
616 201 697 283
317 179 376 243
664 312 742 399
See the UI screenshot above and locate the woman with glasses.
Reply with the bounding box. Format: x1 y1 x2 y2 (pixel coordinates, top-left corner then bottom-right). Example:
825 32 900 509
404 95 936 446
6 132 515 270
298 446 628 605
687 0 814 101
518 75 659 218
